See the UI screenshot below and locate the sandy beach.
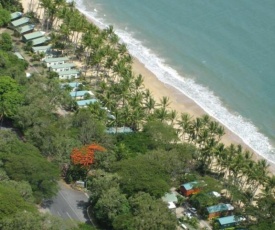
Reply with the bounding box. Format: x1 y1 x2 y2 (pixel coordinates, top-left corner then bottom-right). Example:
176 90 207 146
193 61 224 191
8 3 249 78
20 0 275 174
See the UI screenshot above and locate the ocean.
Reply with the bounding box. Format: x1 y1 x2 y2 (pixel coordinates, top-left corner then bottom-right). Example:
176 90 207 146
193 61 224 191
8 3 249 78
74 0 275 164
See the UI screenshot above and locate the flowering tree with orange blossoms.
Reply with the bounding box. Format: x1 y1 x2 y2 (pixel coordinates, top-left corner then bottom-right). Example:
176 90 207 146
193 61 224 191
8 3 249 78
70 143 106 168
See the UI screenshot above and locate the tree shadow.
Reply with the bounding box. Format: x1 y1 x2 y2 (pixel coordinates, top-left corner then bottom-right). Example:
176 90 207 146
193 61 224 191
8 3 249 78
41 199 54 209
77 200 90 224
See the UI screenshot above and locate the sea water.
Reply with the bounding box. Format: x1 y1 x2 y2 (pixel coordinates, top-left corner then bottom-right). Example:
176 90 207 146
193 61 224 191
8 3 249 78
74 0 275 164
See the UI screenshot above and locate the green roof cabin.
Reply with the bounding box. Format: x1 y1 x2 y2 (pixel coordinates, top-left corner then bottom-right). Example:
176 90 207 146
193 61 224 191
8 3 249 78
180 181 202 197
23 31 45 42
17 24 35 34
44 57 69 67
216 215 244 229
11 17 30 27
50 63 75 72
10 12 22 21
32 36 50 46
206 203 234 220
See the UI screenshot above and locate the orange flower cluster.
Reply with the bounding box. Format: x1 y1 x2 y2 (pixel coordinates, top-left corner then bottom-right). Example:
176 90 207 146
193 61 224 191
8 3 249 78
71 143 106 167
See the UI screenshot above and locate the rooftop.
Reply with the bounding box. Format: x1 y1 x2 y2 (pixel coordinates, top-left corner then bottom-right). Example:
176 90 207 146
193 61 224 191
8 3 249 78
50 63 75 69
207 203 234 214
217 215 242 225
10 12 22 20
17 24 35 34
11 17 30 27
106 127 133 134
23 31 45 41
181 181 198 191
60 82 82 88
32 45 51 51
58 69 80 76
70 90 93 97
32 36 50 46
77 99 98 107
162 192 178 203
44 57 69 63
14 52 24 60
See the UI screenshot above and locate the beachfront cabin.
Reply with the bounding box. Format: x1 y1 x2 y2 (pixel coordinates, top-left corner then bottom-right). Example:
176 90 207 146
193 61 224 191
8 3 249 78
44 57 69 67
70 90 94 100
58 69 80 80
106 127 133 134
32 36 50 46
77 99 98 108
10 17 30 28
206 203 234 220
180 181 202 197
50 63 75 72
10 12 22 21
215 215 244 229
14 52 24 60
23 31 45 42
17 24 35 34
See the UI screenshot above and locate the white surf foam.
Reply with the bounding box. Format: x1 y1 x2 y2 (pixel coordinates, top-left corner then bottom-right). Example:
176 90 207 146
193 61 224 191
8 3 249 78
75 0 275 165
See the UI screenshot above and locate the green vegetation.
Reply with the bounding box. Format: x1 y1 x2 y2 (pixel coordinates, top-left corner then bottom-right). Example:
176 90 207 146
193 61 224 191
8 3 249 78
0 0 274 229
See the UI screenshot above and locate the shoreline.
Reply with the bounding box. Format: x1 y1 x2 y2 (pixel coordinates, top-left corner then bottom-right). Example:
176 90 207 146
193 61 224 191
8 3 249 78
20 0 275 174
131 58 275 175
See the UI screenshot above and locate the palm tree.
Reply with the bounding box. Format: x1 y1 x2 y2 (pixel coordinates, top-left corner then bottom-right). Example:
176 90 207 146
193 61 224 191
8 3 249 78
177 113 192 141
169 110 177 126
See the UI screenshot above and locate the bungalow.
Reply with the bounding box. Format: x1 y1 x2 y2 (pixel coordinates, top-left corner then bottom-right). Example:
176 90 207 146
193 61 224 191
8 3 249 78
32 36 50 46
11 17 30 27
77 99 98 108
50 63 75 72
10 12 22 21
44 57 69 67
106 127 133 134
17 24 35 34
206 203 234 220
14 52 24 60
23 31 45 42
180 181 202 197
58 69 80 80
216 215 244 229
70 90 94 100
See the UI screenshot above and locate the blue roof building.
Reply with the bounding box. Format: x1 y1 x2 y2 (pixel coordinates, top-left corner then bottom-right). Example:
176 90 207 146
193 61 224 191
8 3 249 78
70 90 94 99
217 215 244 229
77 99 98 107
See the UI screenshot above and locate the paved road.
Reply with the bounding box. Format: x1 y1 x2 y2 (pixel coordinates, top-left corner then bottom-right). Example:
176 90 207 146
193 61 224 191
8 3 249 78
43 181 89 223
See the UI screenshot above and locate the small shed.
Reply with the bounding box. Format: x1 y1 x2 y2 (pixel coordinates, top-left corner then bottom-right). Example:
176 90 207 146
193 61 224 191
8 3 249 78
14 52 24 60
32 36 50 46
70 90 93 100
206 203 234 220
23 31 45 42
17 24 35 34
180 181 201 197
50 63 75 72
216 215 244 229
106 127 133 134
77 99 98 108
10 12 22 21
11 17 30 27
162 192 178 210
44 57 69 67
